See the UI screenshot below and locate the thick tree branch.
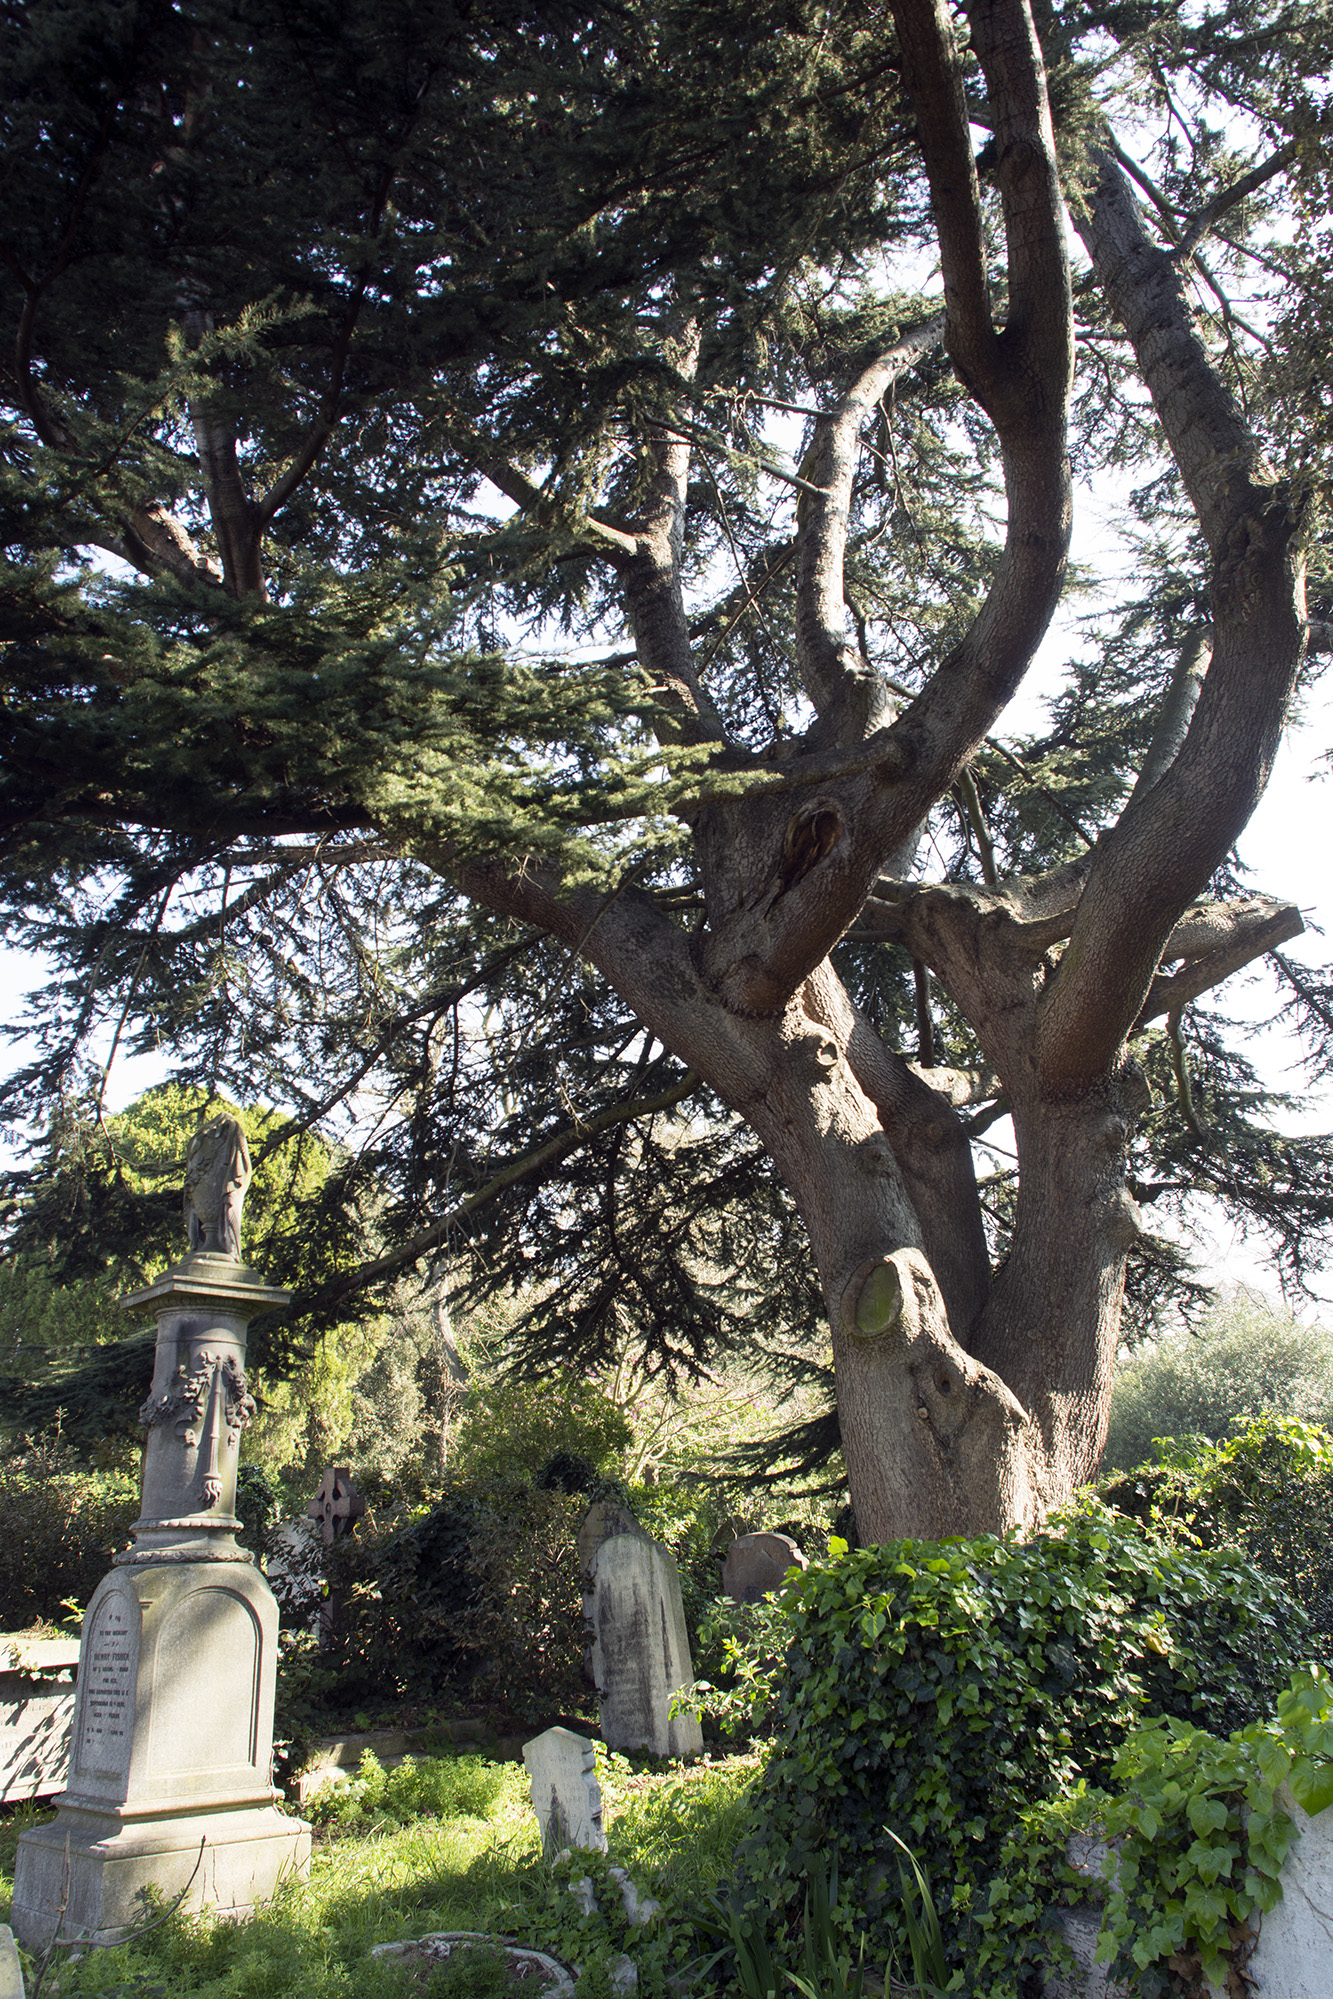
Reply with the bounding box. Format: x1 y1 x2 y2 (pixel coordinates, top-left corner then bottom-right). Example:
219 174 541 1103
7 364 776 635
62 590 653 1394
125 502 224 585
192 410 265 598
1124 624 1209 808
794 317 944 744
695 0 1073 1017
620 326 729 748
887 0 1002 402
1136 897 1304 1023
1037 150 1307 1091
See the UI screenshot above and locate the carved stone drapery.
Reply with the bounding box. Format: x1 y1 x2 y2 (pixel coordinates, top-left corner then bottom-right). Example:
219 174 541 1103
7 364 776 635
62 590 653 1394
139 1350 257 1508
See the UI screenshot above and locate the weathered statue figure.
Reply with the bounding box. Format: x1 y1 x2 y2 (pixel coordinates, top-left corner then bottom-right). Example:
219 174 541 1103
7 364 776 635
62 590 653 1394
182 1115 252 1259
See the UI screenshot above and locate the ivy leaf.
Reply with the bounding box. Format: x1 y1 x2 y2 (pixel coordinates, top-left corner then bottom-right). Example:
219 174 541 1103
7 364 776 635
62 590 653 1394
1287 1755 1333 1817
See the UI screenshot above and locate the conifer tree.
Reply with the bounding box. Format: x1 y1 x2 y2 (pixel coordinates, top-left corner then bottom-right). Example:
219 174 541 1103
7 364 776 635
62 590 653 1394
2 0 1330 1535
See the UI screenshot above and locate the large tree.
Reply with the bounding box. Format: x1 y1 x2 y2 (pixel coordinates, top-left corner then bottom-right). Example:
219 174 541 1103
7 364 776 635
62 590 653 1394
2 0 1330 1538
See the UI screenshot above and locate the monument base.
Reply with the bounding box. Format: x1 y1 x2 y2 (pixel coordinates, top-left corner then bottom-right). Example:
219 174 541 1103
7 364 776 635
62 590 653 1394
10 1799 310 1947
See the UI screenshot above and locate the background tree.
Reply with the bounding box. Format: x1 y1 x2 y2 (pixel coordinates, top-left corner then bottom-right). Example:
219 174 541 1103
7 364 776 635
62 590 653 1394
2 0 1331 1538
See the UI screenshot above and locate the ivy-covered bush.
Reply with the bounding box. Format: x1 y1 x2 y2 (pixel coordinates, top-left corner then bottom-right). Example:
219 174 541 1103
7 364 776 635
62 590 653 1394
731 1499 1307 1996
1102 1415 1333 1663
0 1433 138 1628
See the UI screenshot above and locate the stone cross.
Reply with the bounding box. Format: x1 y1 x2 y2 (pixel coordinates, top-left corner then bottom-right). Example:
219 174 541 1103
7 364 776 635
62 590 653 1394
307 1467 366 1548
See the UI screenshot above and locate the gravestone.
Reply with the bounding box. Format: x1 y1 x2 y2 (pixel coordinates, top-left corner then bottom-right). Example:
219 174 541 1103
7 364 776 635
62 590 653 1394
10 1117 311 1949
522 1726 607 1856
1202 1783 1333 1998
0 1637 80 1803
1046 1793 1333 1996
586 1532 703 1759
721 1531 808 1604
0 1924 22 1999
306 1466 366 1546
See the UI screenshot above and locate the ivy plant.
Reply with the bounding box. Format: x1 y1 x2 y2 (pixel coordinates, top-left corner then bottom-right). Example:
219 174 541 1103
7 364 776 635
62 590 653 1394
1093 1666 1333 1993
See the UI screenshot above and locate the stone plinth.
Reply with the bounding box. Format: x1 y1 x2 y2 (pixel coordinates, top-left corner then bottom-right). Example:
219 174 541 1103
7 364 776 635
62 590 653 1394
11 1246 310 1947
587 1534 703 1759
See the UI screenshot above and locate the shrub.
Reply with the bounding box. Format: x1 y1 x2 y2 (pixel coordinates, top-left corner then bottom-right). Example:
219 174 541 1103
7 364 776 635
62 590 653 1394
0 1433 138 1628
1101 1415 1333 1666
730 1499 1307 1997
1103 1292 1333 1473
316 1476 589 1713
449 1378 633 1486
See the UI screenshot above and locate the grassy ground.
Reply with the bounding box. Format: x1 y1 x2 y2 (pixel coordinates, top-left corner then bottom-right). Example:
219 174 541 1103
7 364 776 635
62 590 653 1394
0 1748 761 1999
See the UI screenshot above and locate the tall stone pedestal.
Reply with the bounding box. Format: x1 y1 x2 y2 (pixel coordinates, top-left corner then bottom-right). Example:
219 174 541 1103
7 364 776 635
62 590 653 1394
12 1225 310 1947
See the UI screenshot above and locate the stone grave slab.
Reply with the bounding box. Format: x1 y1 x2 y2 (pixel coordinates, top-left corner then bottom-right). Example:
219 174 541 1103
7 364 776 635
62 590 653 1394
588 1534 703 1759
523 1726 607 1856
1203 1783 1333 1998
370 1933 575 1996
721 1532 808 1604
1 1637 79 1804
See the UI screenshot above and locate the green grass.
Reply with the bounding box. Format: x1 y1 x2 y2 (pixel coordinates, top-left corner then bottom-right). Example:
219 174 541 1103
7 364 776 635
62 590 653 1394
0 1749 760 1999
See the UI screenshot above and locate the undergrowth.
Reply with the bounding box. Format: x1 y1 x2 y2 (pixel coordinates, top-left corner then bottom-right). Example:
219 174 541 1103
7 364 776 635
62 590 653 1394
0 1750 760 1999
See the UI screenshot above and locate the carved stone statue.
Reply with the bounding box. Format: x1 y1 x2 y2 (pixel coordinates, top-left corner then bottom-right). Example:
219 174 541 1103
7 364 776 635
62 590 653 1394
183 1116 252 1259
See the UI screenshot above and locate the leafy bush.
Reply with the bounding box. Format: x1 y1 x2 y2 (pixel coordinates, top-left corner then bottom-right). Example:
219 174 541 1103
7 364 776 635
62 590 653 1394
1103 1293 1333 1473
316 1476 589 1713
729 1499 1307 1997
1102 1416 1333 1663
309 1748 510 1833
0 1433 138 1628
450 1378 633 1486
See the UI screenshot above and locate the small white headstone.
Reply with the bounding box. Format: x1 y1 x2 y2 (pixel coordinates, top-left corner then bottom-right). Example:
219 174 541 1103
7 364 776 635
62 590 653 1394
0 1924 24 1999
589 1535 704 1759
522 1726 607 1856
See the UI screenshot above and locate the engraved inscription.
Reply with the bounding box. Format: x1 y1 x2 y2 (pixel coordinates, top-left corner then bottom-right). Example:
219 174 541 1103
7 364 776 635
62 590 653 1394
79 1600 135 1772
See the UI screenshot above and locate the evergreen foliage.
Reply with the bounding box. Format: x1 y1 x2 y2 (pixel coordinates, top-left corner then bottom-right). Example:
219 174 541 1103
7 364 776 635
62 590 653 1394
1 0 1331 1522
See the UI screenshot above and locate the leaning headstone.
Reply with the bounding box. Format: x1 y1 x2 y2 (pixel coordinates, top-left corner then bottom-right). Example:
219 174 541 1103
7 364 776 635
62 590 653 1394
721 1532 808 1604
587 1534 703 1759
523 1726 607 1856
10 1117 310 1950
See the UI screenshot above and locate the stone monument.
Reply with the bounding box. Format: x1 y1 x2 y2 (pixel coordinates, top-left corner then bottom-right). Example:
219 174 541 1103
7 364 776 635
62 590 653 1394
11 1116 311 1948
581 1509 703 1759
